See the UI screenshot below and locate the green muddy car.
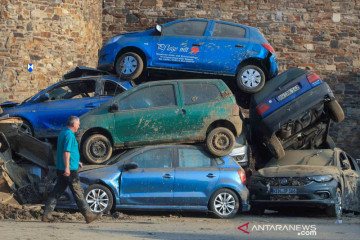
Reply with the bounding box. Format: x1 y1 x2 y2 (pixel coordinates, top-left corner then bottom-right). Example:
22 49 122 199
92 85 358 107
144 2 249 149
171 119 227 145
77 79 242 164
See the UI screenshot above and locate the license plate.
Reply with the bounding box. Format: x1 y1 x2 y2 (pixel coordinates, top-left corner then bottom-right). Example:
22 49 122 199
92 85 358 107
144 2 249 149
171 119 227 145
276 85 301 101
270 188 297 195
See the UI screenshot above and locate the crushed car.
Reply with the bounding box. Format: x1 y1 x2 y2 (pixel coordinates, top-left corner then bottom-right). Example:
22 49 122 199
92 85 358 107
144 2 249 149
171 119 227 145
0 67 133 138
55 145 250 218
248 67 344 159
248 149 360 217
98 18 279 93
77 79 242 164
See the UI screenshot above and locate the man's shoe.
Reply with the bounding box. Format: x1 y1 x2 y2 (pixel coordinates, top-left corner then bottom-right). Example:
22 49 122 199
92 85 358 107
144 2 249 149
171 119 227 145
84 212 102 224
41 214 54 222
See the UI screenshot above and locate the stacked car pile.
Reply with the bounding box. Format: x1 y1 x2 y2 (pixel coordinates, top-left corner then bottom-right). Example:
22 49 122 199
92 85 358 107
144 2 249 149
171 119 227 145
1 19 358 219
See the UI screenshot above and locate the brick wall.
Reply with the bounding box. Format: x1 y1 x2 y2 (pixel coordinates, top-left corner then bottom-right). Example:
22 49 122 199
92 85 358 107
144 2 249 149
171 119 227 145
102 0 360 156
0 0 102 102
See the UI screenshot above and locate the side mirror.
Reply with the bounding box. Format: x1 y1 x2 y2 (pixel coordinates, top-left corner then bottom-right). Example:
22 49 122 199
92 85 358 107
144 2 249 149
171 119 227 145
123 162 138 171
39 93 50 102
155 24 162 33
108 103 119 112
342 163 350 170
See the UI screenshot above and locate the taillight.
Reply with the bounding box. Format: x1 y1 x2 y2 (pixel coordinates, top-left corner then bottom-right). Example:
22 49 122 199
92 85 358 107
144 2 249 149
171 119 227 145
261 43 275 53
238 170 246 184
256 102 270 116
306 73 320 84
232 105 239 116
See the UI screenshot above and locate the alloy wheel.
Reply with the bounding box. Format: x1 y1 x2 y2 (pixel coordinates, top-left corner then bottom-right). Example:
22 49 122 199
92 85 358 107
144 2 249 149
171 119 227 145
214 192 236 216
86 188 109 213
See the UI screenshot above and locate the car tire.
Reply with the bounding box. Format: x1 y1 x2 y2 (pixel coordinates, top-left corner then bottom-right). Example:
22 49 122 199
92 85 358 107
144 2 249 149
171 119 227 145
267 135 285 159
209 188 240 219
325 100 344 123
115 52 144 80
326 187 342 218
20 119 34 136
84 184 113 214
83 134 113 164
250 206 265 215
236 65 266 93
206 127 236 157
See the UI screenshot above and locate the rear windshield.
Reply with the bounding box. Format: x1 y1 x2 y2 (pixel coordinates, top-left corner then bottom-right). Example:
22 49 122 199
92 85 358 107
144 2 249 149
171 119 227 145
253 68 307 105
266 150 334 167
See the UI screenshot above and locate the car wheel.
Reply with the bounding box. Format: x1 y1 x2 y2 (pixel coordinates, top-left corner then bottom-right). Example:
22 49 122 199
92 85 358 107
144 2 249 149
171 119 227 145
83 134 113 164
236 65 266 93
84 184 113 214
267 135 285 159
20 119 34 136
115 52 144 80
325 100 344 123
206 127 235 157
326 187 342 218
250 206 265 215
209 188 239 219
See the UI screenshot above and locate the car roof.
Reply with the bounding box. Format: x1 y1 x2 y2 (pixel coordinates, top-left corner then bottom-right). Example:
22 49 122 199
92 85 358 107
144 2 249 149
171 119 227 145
136 78 225 86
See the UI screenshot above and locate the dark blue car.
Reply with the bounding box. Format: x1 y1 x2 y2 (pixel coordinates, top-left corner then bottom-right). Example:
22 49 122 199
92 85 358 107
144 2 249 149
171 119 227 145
98 18 278 93
249 68 344 159
0 75 132 138
56 145 250 218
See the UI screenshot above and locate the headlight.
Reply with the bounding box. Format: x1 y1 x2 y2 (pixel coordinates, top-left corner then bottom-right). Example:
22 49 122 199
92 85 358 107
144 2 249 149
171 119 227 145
106 35 122 45
308 175 333 183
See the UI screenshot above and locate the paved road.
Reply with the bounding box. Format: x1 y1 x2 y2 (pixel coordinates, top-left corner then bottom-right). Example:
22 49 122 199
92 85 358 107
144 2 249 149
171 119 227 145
0 210 359 240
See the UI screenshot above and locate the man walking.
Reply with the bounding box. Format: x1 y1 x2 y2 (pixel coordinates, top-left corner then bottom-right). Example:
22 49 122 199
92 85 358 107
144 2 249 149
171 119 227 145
42 116 101 223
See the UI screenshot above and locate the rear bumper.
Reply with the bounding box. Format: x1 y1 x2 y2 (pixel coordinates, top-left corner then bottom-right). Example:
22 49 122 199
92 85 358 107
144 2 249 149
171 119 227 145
268 55 279 78
256 83 334 137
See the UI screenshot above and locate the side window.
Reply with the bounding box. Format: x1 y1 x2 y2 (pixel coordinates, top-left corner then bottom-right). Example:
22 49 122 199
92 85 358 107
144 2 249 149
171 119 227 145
118 85 176 110
346 154 357 170
47 80 96 100
130 149 172 168
103 81 125 96
178 149 213 168
213 23 246 38
182 83 222 105
340 152 352 169
162 21 208 36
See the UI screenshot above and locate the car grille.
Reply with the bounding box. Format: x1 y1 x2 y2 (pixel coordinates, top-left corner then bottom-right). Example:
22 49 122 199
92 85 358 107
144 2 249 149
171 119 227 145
267 177 311 186
270 194 310 201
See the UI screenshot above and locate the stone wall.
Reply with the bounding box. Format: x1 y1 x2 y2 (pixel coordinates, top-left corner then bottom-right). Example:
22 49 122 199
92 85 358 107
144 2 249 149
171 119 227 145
0 0 102 102
102 0 360 156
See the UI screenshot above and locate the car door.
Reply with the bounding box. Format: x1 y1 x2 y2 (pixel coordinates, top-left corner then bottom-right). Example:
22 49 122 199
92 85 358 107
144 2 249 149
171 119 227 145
152 20 209 71
178 82 224 138
35 79 100 137
119 147 175 205
173 147 219 206
339 151 359 211
344 153 360 212
113 83 183 144
202 22 248 74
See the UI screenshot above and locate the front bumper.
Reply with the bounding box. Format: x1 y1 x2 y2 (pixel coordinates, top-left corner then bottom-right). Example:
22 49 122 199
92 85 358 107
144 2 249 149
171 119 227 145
248 178 337 210
97 43 119 71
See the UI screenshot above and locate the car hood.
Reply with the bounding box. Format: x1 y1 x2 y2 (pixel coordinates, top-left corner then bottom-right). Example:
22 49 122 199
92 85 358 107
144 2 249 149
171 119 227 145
79 165 109 173
120 29 155 38
255 165 339 178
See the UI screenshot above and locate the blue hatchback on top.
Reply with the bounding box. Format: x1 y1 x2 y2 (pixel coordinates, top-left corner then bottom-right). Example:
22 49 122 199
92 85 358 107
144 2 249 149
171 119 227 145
56 145 250 218
0 71 132 138
98 18 279 93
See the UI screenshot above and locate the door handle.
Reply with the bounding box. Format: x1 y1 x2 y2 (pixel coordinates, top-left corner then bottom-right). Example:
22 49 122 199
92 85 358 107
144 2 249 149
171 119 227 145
192 43 202 47
181 108 186 115
85 103 96 109
163 173 173 179
235 44 243 48
206 173 216 178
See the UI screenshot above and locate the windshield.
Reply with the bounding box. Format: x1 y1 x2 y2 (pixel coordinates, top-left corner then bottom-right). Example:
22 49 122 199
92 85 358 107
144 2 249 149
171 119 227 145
104 149 138 165
267 150 334 167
